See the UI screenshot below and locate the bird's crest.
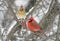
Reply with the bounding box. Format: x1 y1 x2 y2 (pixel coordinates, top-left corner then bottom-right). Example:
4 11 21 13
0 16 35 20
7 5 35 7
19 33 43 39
29 16 34 21
19 5 24 11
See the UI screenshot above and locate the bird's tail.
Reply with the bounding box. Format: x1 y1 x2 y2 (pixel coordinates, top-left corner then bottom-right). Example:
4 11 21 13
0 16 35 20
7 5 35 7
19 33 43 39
39 30 46 36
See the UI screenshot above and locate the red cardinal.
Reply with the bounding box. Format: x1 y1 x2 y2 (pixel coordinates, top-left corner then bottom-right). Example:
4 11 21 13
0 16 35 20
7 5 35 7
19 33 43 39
26 17 45 35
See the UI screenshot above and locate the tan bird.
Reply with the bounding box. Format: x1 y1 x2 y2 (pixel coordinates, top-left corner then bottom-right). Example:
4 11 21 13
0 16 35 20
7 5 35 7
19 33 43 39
16 5 26 19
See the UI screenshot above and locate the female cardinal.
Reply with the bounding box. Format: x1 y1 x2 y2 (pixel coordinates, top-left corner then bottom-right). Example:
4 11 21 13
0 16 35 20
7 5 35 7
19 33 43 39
16 5 26 19
26 17 45 35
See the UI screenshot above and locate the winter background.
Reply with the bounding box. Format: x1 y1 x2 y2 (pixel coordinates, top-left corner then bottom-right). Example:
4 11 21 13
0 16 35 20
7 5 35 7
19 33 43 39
0 0 60 41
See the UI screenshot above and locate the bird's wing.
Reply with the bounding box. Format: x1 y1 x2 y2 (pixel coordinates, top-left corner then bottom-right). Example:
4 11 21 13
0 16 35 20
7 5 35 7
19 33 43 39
31 21 40 29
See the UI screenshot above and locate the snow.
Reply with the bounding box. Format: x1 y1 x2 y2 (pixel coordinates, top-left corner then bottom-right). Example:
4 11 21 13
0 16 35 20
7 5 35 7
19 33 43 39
16 37 24 41
49 31 53 35
7 20 17 35
0 27 4 34
0 40 1 41
26 7 34 15
34 17 40 23
27 30 31 35
0 2 2 4
0 12 4 20
57 0 60 3
33 0 52 23
0 11 4 35
0 0 60 41
53 14 59 32
46 39 54 41
14 0 30 7
46 14 59 36
52 25 57 32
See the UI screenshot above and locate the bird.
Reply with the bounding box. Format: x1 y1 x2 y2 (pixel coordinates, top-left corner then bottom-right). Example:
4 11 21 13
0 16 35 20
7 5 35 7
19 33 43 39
26 16 45 36
16 5 26 19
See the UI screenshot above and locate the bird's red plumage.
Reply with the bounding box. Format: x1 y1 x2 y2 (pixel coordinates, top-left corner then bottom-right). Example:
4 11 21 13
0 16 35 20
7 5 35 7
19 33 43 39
27 17 45 35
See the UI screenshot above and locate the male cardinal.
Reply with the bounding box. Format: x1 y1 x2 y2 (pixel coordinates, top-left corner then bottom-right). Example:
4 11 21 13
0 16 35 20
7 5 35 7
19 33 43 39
16 5 26 19
26 17 45 35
